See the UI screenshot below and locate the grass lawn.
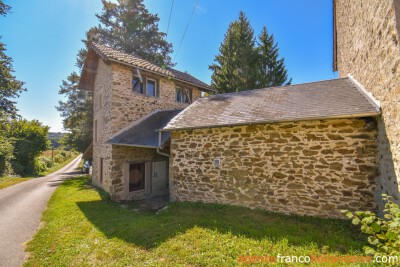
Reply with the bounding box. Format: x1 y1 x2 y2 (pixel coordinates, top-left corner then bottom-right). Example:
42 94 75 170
0 176 32 190
0 153 79 190
24 176 373 266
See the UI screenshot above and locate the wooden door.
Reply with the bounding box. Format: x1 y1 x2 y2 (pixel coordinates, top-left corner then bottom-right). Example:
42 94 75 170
151 161 167 197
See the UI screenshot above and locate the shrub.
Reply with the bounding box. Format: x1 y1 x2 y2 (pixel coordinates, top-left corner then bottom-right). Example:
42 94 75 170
34 156 54 174
7 119 49 175
342 194 400 265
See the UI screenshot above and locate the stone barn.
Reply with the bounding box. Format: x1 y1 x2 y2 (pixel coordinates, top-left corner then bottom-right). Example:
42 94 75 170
163 77 381 218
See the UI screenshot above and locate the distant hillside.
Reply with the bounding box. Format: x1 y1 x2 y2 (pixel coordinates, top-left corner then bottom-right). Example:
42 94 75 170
48 132 66 148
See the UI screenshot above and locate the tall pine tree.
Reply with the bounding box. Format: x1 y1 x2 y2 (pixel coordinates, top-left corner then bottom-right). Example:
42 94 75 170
210 11 258 93
95 0 174 67
57 0 174 152
257 26 291 88
210 12 291 93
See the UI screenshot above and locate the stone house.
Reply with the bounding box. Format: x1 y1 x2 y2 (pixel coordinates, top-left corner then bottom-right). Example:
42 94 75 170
78 0 400 218
78 42 213 200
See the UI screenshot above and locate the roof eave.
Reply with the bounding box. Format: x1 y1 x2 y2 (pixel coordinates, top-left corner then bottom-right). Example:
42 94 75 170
161 112 381 132
107 58 215 93
106 142 158 149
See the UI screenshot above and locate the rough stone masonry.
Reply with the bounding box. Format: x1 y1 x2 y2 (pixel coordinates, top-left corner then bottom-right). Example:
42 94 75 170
169 118 378 218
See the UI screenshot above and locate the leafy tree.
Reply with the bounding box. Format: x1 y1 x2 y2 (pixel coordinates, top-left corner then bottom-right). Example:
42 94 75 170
56 72 93 153
0 123 13 175
210 11 291 93
210 11 258 93
58 0 174 153
257 26 291 87
7 119 49 175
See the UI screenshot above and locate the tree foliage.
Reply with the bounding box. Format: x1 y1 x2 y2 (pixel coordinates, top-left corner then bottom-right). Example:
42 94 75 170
95 0 174 67
56 72 93 152
209 12 258 93
0 122 14 175
257 27 291 88
0 1 25 118
0 0 10 16
6 119 49 175
342 195 400 266
210 11 291 94
58 0 174 153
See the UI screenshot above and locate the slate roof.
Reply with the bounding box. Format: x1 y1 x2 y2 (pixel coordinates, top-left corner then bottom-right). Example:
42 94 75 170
163 77 381 131
90 42 213 92
107 109 182 148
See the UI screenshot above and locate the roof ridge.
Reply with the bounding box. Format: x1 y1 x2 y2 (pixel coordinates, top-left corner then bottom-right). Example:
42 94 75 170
204 77 349 99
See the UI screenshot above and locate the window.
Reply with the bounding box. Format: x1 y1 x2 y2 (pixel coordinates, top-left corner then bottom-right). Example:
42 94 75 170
129 163 145 192
176 88 183 102
132 75 144 94
94 120 98 142
132 72 159 97
146 79 156 97
100 158 104 183
176 88 192 103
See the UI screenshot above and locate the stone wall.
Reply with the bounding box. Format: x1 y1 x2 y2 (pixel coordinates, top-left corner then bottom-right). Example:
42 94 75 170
169 118 378 218
335 0 400 207
92 59 203 198
110 64 202 133
92 60 113 191
110 145 167 200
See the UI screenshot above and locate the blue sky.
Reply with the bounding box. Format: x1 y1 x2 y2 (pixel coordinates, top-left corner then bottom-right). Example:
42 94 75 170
0 0 337 132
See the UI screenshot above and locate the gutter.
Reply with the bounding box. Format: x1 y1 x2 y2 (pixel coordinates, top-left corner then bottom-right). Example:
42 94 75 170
156 131 170 158
106 142 158 149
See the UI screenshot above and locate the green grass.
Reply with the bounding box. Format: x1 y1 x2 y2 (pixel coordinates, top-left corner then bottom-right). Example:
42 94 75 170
24 176 374 266
0 176 33 190
0 153 79 190
38 152 79 176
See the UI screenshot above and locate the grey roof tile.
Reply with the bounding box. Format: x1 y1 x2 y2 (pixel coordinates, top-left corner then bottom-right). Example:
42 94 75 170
107 109 182 147
163 78 381 130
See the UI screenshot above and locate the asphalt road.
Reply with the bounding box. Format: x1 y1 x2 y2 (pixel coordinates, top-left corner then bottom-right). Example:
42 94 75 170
0 155 82 267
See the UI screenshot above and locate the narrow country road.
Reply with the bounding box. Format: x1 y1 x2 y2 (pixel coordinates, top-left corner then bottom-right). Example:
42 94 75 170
0 155 82 267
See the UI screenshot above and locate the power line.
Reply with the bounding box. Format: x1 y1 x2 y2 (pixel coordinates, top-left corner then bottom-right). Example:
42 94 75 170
173 0 200 61
166 0 174 37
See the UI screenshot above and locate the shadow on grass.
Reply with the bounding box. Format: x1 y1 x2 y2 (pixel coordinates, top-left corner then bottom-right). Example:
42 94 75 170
70 178 366 253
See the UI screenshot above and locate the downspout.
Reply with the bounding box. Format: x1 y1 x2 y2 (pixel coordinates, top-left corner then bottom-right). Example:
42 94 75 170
156 131 170 158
